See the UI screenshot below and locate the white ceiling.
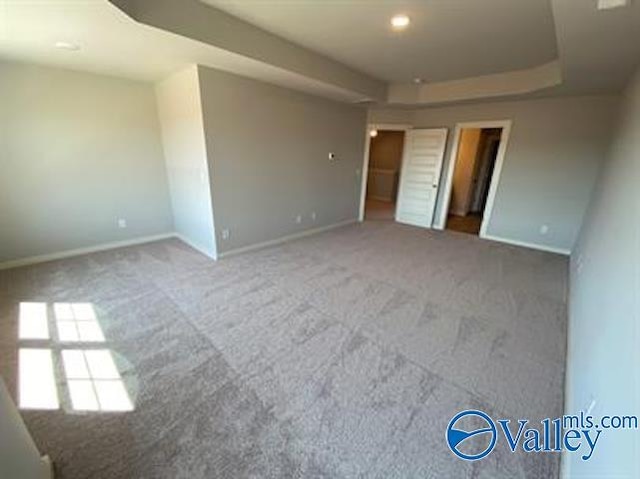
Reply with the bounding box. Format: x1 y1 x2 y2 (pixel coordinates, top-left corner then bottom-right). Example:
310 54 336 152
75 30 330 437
0 0 372 102
1 0 639 106
551 0 640 94
202 0 558 84
0 0 239 82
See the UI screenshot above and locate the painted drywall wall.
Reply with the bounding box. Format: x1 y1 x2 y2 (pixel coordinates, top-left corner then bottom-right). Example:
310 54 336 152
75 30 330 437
369 130 404 171
197 65 366 254
0 61 173 264
109 0 386 101
563 69 639 478
0 379 51 479
155 66 217 258
450 128 481 216
367 130 404 202
370 95 618 253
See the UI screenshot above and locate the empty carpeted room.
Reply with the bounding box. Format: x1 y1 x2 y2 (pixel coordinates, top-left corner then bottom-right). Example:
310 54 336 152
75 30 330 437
0 1 639 478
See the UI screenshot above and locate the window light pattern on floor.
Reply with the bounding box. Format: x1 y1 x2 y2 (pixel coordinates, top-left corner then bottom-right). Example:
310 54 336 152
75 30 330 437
19 302 49 340
54 302 105 342
62 350 133 412
18 348 59 410
17 301 133 413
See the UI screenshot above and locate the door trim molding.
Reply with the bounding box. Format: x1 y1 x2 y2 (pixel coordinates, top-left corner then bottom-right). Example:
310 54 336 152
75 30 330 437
359 123 413 222
433 119 512 239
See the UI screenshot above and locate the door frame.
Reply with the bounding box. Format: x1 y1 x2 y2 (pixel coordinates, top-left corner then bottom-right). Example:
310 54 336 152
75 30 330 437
433 119 512 237
359 123 413 222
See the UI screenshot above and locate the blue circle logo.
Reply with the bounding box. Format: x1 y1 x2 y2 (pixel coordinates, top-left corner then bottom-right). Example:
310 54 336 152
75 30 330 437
446 410 497 461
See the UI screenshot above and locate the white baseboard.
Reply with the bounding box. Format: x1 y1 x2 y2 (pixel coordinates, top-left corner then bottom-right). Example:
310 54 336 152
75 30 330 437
0 221 357 270
0 225 568 270
218 219 357 259
173 233 217 261
0 233 176 270
481 233 571 255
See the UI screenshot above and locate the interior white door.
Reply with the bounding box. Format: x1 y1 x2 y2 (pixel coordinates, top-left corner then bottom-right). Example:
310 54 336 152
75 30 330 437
395 128 448 228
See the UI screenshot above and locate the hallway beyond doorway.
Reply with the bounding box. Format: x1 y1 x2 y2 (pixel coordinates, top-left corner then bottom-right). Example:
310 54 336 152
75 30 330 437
447 212 482 235
365 198 395 221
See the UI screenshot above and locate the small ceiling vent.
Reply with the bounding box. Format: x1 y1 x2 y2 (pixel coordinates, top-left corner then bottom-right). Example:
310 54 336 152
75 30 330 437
597 0 630 10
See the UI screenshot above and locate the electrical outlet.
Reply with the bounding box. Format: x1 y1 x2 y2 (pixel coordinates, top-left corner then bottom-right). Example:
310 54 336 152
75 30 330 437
311 212 317 221
539 224 549 235
295 215 302 224
117 218 127 229
221 229 230 240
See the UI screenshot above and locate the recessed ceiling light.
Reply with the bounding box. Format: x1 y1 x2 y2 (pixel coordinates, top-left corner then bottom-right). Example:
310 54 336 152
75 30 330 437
370 129 378 138
54 41 80 51
391 14 410 30
597 0 629 9
413 78 424 84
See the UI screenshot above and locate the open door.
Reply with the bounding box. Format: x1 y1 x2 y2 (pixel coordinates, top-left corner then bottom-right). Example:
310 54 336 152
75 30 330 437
395 128 448 228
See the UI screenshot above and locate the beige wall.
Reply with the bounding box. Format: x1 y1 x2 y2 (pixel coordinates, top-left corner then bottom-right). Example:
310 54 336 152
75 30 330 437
0 379 51 479
564 67 639 479
0 61 173 264
369 131 404 171
197 65 367 254
155 66 216 258
449 128 481 216
369 94 619 253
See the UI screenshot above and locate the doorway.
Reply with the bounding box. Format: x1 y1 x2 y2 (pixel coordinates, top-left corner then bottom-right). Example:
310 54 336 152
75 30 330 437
360 124 449 227
436 120 511 236
363 129 405 221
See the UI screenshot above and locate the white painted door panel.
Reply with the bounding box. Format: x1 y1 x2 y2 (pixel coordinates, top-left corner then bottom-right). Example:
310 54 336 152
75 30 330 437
395 128 448 228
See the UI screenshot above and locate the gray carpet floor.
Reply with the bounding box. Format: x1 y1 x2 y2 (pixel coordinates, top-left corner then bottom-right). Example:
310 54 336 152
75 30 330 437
0 222 567 478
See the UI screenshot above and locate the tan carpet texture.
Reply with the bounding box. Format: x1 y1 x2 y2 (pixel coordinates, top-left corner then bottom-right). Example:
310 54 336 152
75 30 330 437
0 222 567 478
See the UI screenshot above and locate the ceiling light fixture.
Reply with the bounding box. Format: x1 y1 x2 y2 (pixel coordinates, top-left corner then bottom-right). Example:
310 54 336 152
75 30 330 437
370 129 378 138
413 78 424 84
54 41 80 51
390 14 410 30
